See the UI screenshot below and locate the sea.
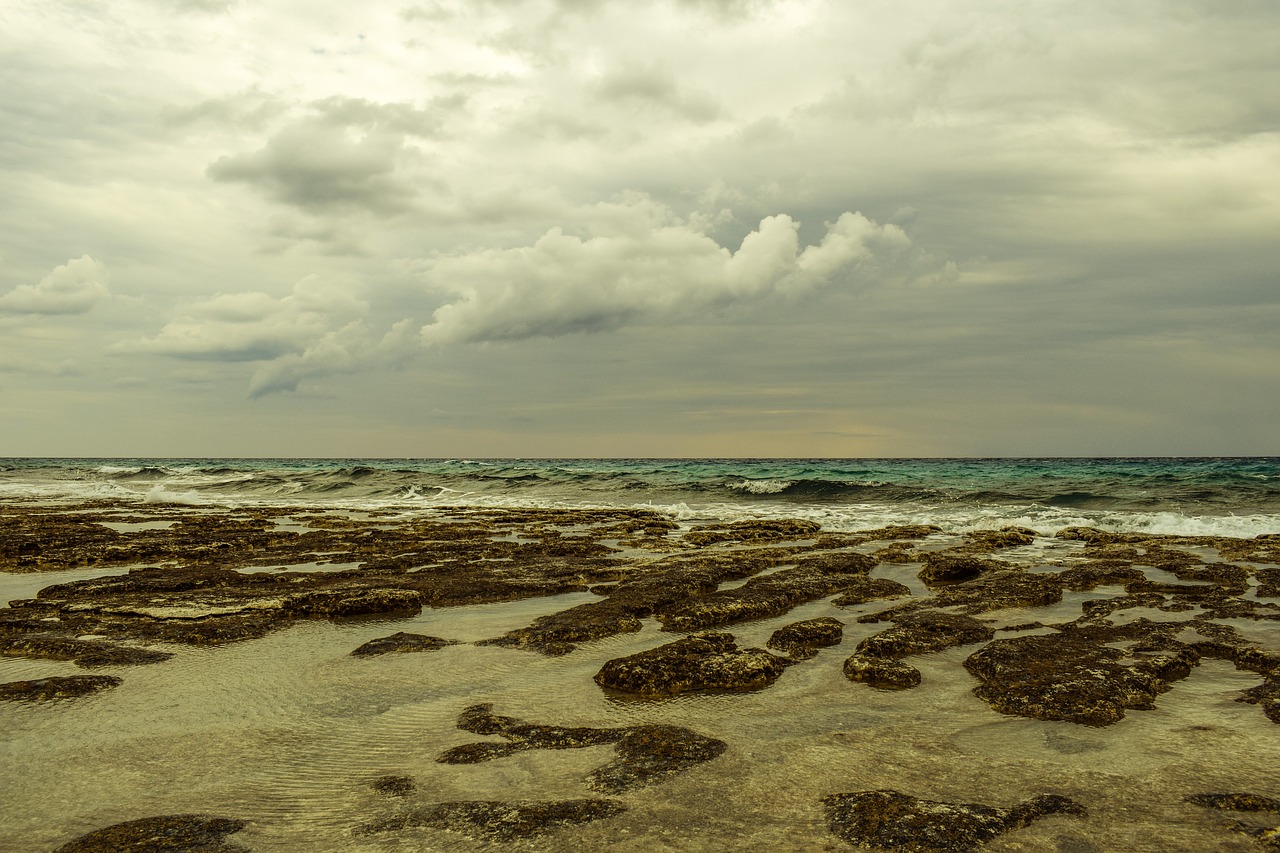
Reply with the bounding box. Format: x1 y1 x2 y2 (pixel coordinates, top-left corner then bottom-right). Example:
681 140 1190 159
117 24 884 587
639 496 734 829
2 456 1278 537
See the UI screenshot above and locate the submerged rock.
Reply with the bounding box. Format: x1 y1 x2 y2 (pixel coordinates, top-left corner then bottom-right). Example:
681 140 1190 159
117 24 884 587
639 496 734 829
822 789 1086 852
53 814 246 852
588 724 728 793
437 704 726 793
350 632 456 657
595 632 793 695
363 798 625 841
768 616 844 658
370 775 416 796
0 674 121 701
1186 792 1280 850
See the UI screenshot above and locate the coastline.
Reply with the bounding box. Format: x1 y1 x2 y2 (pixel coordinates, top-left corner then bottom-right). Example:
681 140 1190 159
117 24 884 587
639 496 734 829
3 496 1280 850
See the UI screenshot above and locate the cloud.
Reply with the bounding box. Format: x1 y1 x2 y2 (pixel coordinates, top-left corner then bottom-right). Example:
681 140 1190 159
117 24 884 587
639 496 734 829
420 206 908 345
595 64 721 122
114 275 418 396
0 256 110 315
207 118 415 215
115 275 367 362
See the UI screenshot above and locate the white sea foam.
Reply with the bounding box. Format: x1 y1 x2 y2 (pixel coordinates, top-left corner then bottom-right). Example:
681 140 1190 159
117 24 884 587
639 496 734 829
727 478 795 495
142 485 208 506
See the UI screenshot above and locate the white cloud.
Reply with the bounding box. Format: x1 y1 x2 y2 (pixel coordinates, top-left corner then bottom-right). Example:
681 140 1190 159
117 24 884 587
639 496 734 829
114 275 417 396
420 205 908 345
0 256 110 315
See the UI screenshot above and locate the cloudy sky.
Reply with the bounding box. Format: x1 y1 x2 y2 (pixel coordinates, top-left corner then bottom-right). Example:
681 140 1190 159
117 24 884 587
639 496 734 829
2 0 1277 457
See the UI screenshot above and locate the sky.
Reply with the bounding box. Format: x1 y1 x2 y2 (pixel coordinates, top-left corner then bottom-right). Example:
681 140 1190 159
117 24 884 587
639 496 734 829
1 0 1277 458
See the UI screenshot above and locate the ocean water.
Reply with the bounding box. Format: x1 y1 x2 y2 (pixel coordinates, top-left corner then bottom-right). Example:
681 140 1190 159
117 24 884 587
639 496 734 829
2 457 1278 536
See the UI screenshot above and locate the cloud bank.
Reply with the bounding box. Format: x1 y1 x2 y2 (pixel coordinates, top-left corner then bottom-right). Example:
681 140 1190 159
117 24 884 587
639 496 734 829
421 211 909 345
0 256 109 315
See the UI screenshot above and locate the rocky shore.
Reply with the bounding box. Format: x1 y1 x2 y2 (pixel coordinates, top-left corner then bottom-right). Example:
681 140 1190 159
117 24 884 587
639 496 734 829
3 501 1279 850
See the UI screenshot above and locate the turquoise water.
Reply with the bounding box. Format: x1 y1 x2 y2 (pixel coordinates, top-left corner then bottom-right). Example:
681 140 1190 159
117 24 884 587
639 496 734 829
2 457 1278 535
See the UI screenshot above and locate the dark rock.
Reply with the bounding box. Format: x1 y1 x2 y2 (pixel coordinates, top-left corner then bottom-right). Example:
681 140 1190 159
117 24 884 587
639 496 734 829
831 577 912 607
350 632 456 657
588 725 728 793
855 611 995 659
1239 673 1280 724
437 704 726 792
963 527 1037 551
594 632 793 696
363 799 625 841
655 556 876 632
963 622 1200 725
822 789 1085 851
843 654 921 690
917 554 1003 587
768 617 844 658
0 634 173 668
371 775 416 796
1186 792 1280 850
683 519 822 546
53 814 246 852
0 675 121 701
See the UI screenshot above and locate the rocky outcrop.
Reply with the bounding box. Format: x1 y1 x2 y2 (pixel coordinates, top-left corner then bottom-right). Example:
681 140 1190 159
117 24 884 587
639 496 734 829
822 789 1086 851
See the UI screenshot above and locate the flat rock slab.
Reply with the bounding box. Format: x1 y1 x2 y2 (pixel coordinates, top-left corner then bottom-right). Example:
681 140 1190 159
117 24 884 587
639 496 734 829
53 814 246 852
594 632 793 696
963 622 1199 726
822 790 1085 852
350 632 457 656
0 674 121 701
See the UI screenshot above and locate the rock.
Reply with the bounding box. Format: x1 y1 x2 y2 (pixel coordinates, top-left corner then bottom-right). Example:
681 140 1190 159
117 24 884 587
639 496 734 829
843 654 921 690
1239 673 1280 724
363 799 626 841
822 789 1085 852
831 577 912 607
917 554 1003 587
371 775 416 796
594 632 793 696
963 527 1037 551
683 519 822 546
0 634 172 668
768 617 844 658
437 704 726 793
0 675 121 701
53 814 246 852
350 632 456 657
843 611 993 692
963 622 1200 726
854 611 995 659
589 725 728 793
655 555 876 632
1186 792 1280 851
